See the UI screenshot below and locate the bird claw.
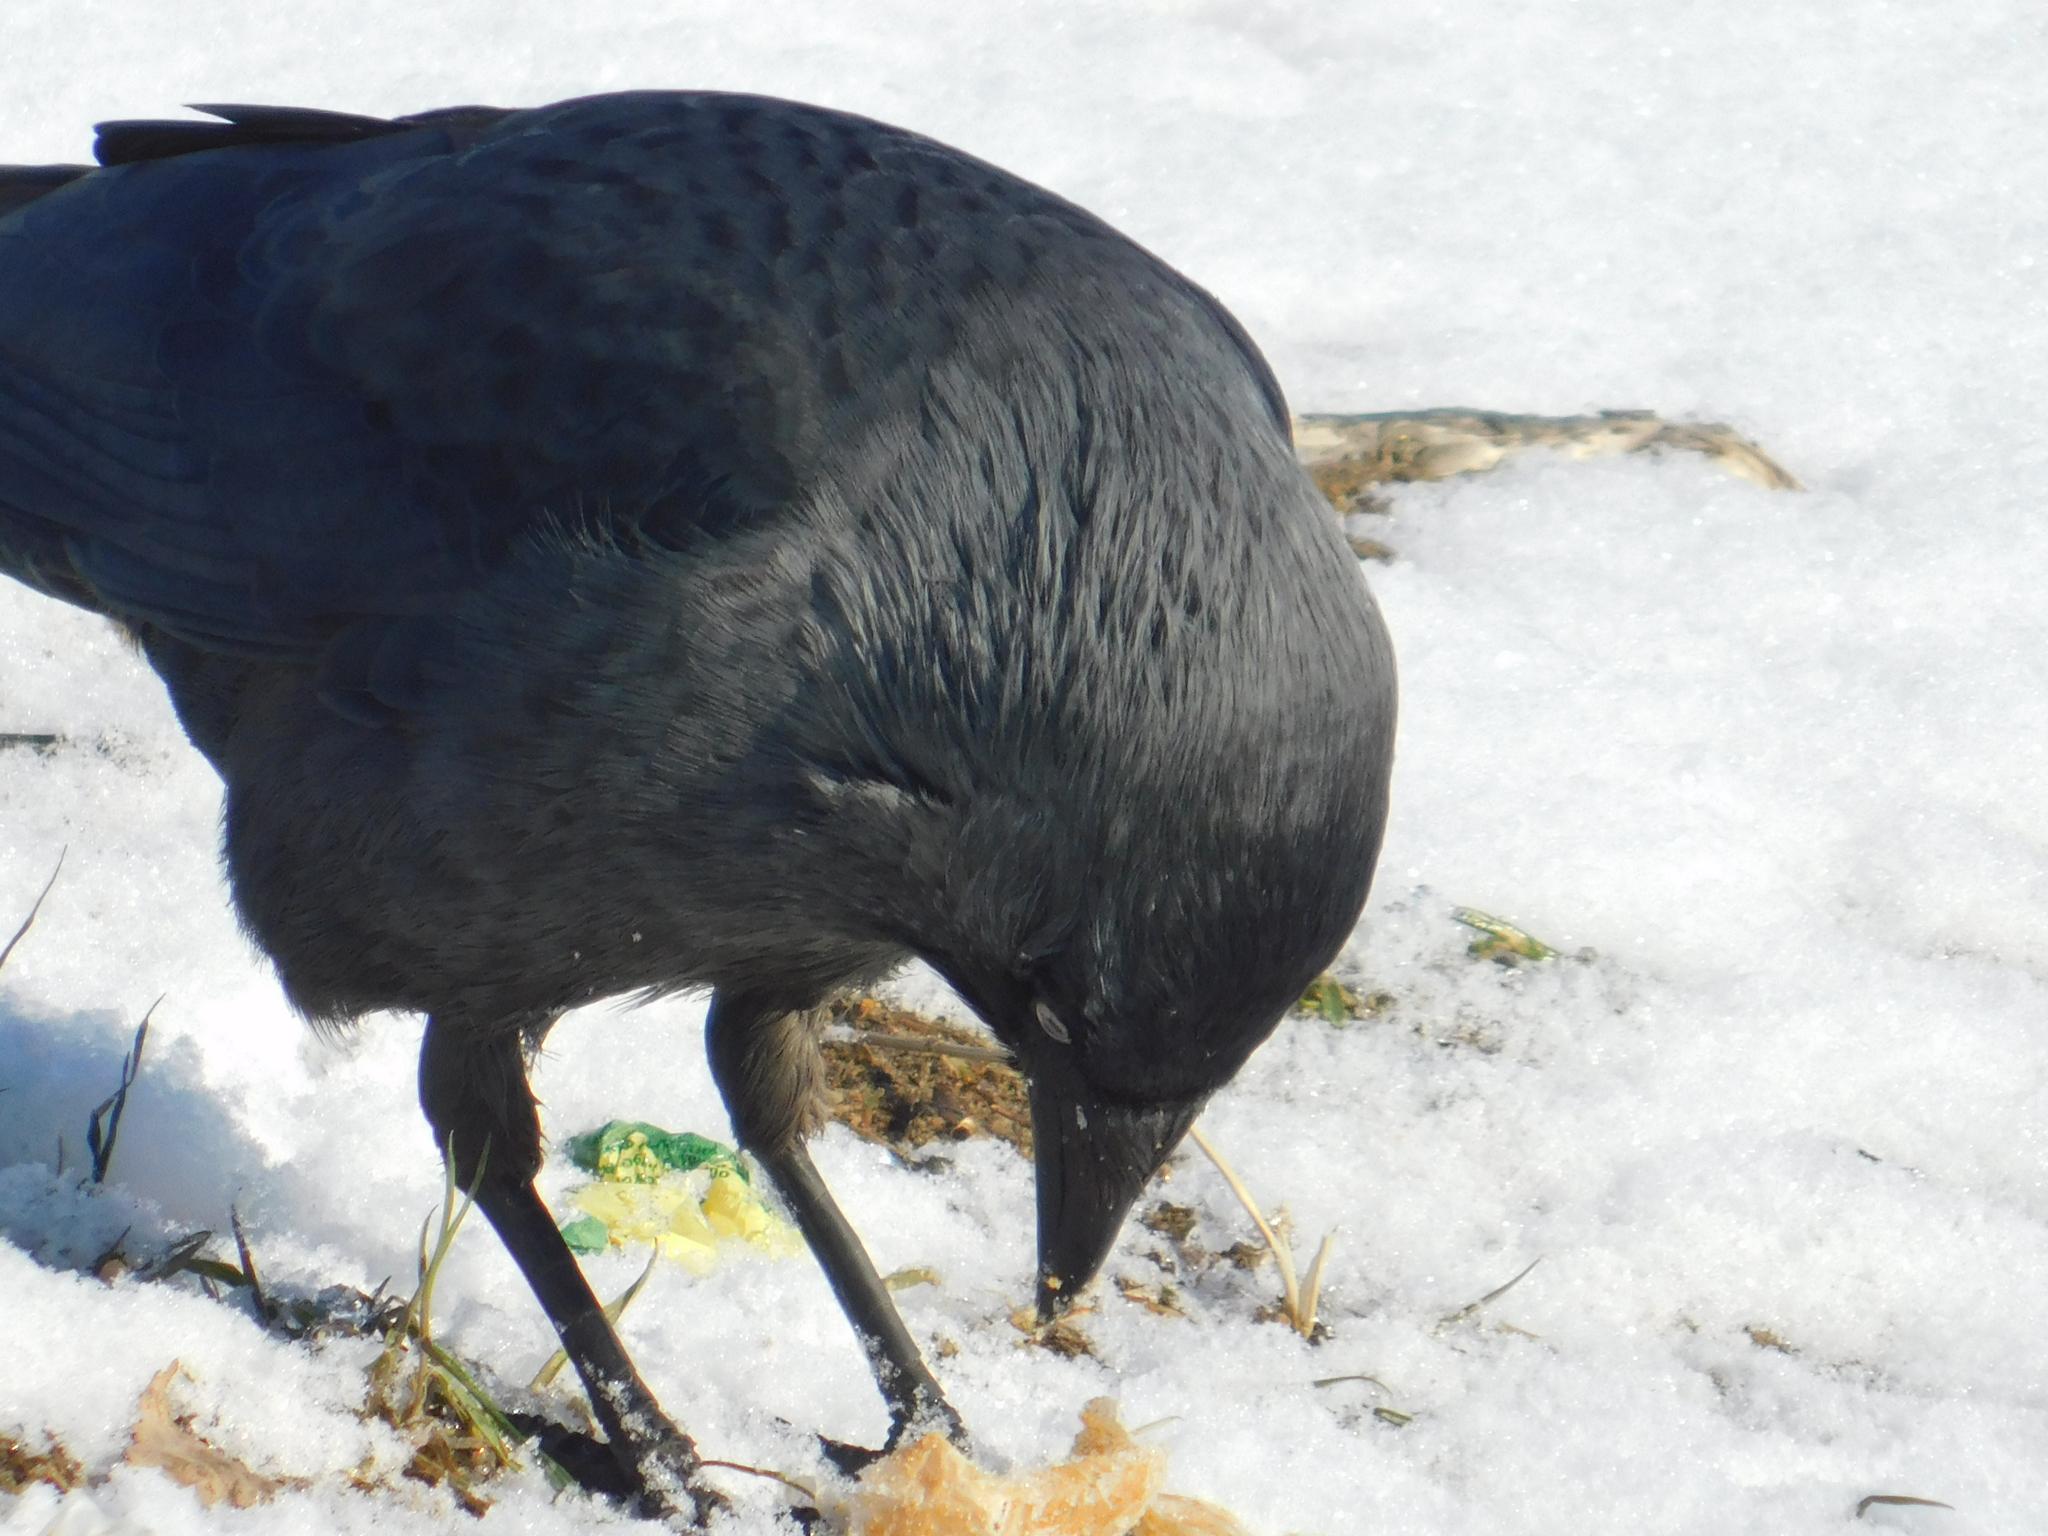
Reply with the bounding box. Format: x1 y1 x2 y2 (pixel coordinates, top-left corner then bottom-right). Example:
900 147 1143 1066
625 1434 727 1526
816 1391 971 1480
816 1433 891 1478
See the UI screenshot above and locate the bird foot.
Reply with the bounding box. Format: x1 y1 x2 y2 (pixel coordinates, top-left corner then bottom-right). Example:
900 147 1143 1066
816 1433 891 1478
814 1390 971 1480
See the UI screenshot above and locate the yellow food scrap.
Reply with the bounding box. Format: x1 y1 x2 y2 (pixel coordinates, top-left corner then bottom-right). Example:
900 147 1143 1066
703 1166 781 1243
569 1169 799 1273
848 1399 1250 1536
1138 1496 1255 1536
849 1429 1161 1536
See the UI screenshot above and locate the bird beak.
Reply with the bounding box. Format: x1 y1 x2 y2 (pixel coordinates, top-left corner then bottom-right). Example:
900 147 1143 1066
1030 1085 1204 1320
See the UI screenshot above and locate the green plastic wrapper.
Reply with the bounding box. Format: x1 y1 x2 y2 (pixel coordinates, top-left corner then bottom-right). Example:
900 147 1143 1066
553 1122 801 1271
561 1120 749 1184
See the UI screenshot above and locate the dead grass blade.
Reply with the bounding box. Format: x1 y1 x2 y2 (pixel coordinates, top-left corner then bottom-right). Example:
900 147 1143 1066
1310 1373 1413 1426
1292 409 1802 504
1437 1257 1543 1331
88 999 158 1185
0 848 62 975
529 1245 659 1391
1298 1231 1335 1332
699 1457 819 1501
838 1029 1015 1065
1186 1126 1333 1340
1855 1494 1954 1518
228 1207 270 1320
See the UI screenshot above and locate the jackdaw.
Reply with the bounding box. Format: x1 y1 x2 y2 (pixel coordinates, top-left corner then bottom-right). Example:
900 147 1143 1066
0 92 1395 1518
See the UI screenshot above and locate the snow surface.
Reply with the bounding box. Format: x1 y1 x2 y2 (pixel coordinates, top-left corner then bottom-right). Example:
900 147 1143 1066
3 0 2046 1531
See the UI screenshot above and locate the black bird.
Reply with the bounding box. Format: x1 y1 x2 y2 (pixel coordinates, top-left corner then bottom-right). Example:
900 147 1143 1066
0 93 1395 1518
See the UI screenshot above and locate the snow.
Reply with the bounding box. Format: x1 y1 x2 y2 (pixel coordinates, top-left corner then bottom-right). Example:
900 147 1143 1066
4 0 2046 1531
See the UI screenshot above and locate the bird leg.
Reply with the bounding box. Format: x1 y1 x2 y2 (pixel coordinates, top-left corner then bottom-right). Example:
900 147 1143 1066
417 1010 721 1523
705 989 966 1446
760 1138 965 1442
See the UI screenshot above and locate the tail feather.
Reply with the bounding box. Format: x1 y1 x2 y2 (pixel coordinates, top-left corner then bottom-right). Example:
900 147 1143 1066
93 102 512 167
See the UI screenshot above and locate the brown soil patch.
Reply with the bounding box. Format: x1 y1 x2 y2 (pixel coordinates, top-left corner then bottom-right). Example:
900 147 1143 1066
822 995 1031 1158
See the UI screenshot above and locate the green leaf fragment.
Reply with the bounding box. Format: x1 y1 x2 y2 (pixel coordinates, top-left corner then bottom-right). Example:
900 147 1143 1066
1453 907 1558 962
563 1120 748 1183
184 1257 253 1288
558 1214 612 1254
1297 974 1362 1024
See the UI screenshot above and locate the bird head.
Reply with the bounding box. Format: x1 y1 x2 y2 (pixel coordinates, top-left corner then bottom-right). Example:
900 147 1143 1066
794 329 1396 1319
925 753 1390 1319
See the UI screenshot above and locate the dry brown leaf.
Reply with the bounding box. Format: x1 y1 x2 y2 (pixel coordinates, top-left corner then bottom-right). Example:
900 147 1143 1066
1116 1276 1188 1318
1140 1203 1198 1242
847 1398 1254 1536
1007 1303 1099 1359
125 1362 282 1509
1 1433 84 1494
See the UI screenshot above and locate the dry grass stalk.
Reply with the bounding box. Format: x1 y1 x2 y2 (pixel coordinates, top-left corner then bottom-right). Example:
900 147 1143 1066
87 1003 157 1185
1291 408 1802 505
362 1145 552 1514
1115 1276 1187 1318
1185 1127 1333 1340
529 1246 659 1391
838 1029 1015 1065
0 848 62 974
698 1457 819 1502
1311 1373 1413 1427
1436 1256 1542 1332
1855 1494 1954 1518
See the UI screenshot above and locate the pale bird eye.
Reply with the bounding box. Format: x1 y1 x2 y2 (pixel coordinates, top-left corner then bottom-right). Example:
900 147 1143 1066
1034 1000 1071 1043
